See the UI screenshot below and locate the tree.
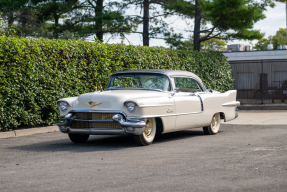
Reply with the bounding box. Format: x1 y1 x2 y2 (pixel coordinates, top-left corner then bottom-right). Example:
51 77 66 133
255 28 287 50
77 0 136 41
0 0 30 25
0 0 48 37
0 12 17 36
30 0 81 39
164 0 275 51
166 35 228 51
254 36 272 50
121 0 175 46
272 28 287 48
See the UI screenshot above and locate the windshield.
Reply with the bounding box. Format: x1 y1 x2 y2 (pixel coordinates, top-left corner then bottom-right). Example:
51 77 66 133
107 73 171 91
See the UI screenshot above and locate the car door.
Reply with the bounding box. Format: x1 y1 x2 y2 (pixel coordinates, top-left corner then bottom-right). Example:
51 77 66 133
173 77 203 129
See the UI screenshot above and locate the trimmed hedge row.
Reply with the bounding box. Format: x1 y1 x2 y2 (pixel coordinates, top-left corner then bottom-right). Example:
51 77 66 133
0 36 233 131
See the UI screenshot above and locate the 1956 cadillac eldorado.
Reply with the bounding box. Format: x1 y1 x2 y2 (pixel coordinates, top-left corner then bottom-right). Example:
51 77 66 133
57 69 240 146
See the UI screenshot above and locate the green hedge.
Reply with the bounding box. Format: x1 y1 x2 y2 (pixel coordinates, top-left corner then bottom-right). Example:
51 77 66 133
0 36 233 131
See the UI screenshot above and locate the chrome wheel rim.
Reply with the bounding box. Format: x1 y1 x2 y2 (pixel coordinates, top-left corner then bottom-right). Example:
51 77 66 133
211 115 217 129
211 113 220 132
144 119 153 138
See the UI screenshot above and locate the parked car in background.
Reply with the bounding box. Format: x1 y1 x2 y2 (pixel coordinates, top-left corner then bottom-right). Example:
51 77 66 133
57 69 240 146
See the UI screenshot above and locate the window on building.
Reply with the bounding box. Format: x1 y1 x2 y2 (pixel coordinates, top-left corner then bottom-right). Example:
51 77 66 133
274 71 287 87
237 73 254 89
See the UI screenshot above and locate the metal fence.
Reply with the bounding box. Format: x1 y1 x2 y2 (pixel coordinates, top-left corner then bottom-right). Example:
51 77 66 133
229 59 287 104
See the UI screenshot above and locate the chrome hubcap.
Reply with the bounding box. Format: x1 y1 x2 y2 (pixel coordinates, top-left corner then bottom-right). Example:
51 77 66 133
211 115 218 130
144 119 153 138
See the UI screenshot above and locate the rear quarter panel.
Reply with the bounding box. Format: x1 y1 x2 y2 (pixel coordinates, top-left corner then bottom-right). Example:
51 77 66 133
198 90 238 127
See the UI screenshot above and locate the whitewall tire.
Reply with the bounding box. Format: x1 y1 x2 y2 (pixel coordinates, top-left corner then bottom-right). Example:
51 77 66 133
203 113 221 135
134 118 156 146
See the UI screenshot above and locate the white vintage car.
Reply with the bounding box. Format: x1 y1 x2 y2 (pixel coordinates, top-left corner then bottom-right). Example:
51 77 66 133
57 69 240 146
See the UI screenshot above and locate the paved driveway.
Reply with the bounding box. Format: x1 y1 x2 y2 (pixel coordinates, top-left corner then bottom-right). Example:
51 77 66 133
223 110 287 125
0 120 286 192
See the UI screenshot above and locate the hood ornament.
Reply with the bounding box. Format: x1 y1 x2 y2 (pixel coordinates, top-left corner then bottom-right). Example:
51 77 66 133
85 101 102 108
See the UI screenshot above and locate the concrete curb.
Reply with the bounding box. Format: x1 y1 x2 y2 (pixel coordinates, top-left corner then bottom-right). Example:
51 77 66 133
0 126 59 139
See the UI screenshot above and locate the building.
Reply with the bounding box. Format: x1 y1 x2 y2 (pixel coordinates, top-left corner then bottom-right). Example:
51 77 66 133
227 44 251 52
223 50 287 105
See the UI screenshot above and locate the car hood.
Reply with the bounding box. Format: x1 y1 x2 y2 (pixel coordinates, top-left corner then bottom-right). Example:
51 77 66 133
71 90 166 111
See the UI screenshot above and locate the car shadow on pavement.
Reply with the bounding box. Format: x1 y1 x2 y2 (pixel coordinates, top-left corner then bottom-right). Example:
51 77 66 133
6 128 210 152
154 128 206 143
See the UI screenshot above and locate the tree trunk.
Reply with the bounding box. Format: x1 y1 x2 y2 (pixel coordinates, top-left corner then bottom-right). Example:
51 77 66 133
143 0 149 46
193 0 201 51
54 13 59 39
7 11 15 26
95 0 103 41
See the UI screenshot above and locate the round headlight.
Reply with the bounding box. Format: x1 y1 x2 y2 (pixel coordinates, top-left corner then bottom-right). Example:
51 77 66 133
57 101 70 112
124 101 137 112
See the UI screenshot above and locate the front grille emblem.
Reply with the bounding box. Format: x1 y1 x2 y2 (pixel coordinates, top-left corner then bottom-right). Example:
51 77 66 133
85 101 102 108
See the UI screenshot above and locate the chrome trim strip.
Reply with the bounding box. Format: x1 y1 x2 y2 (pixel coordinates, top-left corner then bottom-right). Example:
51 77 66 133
138 104 174 108
197 95 204 112
222 101 240 107
58 126 145 136
69 110 127 117
71 119 114 122
68 127 127 135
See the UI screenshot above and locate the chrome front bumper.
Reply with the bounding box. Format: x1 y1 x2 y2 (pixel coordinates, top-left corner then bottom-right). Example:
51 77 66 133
57 112 147 136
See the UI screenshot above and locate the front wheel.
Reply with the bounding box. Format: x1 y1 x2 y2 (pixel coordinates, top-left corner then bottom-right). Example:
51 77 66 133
134 118 156 146
203 113 221 135
68 134 90 143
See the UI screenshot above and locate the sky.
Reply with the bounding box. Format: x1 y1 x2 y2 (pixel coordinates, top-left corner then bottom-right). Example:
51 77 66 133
103 1 287 48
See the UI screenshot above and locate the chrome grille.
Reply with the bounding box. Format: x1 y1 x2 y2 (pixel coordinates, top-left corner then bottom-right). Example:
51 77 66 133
71 121 122 129
71 112 123 129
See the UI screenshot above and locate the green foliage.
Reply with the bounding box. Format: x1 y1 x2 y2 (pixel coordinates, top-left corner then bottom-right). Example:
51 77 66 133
0 15 18 36
254 36 272 50
167 35 228 51
272 28 287 49
163 0 274 50
254 28 286 50
0 36 233 131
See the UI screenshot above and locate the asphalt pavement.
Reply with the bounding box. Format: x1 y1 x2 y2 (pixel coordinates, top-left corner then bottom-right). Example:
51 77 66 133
0 111 286 192
223 110 287 125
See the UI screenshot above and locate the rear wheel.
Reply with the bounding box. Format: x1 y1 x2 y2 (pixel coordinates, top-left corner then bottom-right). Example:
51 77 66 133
68 134 90 143
134 118 156 146
203 113 221 135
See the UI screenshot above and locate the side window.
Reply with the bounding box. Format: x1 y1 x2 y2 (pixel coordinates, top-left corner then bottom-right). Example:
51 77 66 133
143 77 171 91
174 77 202 92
